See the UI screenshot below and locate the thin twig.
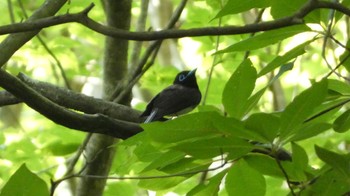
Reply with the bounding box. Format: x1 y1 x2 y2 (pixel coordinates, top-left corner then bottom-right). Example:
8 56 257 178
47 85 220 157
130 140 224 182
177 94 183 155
7 0 15 23
275 157 296 196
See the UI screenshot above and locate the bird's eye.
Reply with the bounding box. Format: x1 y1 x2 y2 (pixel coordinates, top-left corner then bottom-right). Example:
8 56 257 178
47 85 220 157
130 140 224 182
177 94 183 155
179 74 186 81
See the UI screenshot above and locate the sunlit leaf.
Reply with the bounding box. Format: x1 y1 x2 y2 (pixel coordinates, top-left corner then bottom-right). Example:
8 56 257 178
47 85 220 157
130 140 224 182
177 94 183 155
291 142 308 170
0 164 49 196
279 80 328 140
225 159 266 196
188 169 228 196
172 136 254 159
217 25 311 53
222 59 257 119
142 150 186 172
258 39 314 77
288 122 332 142
214 0 270 18
141 112 224 143
271 0 320 23
244 113 280 143
315 145 350 178
333 109 350 133
244 154 283 177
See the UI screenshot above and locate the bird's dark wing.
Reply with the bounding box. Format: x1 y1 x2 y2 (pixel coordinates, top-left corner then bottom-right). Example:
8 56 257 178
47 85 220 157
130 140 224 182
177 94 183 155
149 84 201 120
140 94 159 117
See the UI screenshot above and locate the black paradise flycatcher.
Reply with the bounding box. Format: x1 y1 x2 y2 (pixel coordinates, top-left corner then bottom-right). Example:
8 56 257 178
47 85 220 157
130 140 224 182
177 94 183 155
141 68 202 123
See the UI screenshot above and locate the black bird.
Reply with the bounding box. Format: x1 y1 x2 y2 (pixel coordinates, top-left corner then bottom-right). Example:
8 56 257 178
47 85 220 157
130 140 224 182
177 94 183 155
141 68 201 123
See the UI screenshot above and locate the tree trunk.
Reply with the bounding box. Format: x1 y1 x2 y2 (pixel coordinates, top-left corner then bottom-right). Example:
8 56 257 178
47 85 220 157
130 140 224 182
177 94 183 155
75 0 131 195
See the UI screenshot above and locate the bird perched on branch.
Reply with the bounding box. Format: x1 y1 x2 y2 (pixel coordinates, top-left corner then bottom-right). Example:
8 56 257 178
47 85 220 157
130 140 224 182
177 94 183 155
141 68 201 123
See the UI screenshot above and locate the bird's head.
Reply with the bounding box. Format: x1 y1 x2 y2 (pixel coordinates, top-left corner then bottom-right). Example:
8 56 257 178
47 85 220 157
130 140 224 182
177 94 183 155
173 68 198 88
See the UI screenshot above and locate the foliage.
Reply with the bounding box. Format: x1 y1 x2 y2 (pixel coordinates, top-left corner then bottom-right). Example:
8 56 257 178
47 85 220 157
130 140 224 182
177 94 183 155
1 0 350 195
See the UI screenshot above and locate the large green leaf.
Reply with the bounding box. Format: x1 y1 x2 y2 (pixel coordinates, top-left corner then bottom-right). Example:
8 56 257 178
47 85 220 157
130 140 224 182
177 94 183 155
222 59 257 119
328 79 350 95
214 117 268 142
244 63 294 114
244 113 280 143
258 39 314 77
172 136 254 159
187 169 228 196
315 145 350 178
137 170 187 190
288 122 332 142
279 80 328 140
214 0 270 18
291 142 308 170
217 25 310 53
308 169 350 196
142 150 186 172
0 164 49 196
244 154 283 177
141 112 224 143
333 109 350 133
271 0 320 23
225 159 266 196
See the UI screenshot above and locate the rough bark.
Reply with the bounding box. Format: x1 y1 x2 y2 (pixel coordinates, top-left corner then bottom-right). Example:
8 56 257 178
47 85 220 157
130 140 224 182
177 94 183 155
75 0 132 195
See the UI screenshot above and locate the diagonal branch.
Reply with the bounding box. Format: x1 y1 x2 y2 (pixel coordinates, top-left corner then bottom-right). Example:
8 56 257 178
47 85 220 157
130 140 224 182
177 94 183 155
0 69 142 139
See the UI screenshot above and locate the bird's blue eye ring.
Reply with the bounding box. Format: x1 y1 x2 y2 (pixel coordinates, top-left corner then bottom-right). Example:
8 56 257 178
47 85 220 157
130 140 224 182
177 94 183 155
179 74 186 81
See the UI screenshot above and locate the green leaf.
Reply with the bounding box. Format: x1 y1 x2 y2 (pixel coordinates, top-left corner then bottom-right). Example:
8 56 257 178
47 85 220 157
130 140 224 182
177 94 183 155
142 150 186 172
217 25 310 53
309 169 350 196
333 109 350 133
244 113 280 143
188 169 228 196
315 145 350 178
172 137 254 159
222 59 257 119
271 0 320 23
214 117 268 142
244 154 283 177
288 122 332 142
0 164 49 196
245 63 293 114
328 79 350 95
214 0 270 18
137 170 187 190
279 80 328 140
291 142 308 170
225 159 266 196
258 39 314 77
142 112 223 143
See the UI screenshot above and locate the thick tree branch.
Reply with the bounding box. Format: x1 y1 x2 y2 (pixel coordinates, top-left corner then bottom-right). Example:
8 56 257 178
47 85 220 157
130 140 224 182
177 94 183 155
0 69 142 139
16 73 141 122
0 91 21 106
0 0 350 41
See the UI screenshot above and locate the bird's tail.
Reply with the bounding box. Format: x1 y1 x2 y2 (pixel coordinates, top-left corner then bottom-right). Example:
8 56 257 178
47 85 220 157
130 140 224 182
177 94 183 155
144 108 158 123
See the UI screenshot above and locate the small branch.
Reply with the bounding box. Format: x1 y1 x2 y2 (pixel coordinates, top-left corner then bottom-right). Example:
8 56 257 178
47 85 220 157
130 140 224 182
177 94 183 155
0 69 142 139
275 158 296 196
1 1 350 41
0 91 21 106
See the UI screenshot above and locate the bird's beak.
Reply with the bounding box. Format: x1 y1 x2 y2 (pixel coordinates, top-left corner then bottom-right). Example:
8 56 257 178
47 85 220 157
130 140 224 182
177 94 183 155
188 68 197 76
